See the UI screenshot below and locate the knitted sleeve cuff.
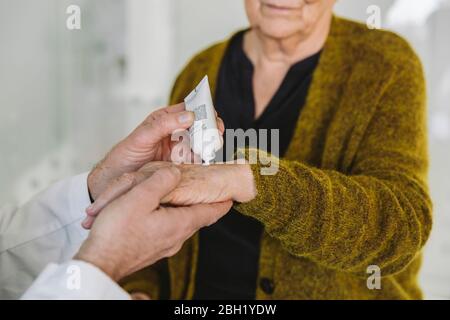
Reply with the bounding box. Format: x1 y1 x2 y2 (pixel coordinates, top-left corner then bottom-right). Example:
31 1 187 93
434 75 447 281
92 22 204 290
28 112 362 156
119 267 160 300
233 148 312 233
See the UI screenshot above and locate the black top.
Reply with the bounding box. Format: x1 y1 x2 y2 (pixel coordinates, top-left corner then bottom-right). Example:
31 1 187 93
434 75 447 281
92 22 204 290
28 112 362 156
193 31 321 300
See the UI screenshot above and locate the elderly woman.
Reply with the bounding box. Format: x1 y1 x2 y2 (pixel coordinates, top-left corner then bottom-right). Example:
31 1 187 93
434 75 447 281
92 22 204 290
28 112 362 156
118 0 432 299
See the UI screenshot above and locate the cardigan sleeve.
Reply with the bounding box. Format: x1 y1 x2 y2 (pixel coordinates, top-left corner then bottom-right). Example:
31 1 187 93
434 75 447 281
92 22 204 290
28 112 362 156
234 57 432 278
119 260 169 299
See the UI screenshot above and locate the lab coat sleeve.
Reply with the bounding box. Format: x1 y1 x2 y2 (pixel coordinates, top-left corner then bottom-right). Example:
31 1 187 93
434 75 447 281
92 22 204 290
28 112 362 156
21 260 130 300
0 173 92 299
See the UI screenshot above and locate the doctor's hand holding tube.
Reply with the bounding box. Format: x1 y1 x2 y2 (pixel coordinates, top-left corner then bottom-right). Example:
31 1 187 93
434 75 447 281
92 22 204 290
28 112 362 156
86 102 225 199
82 103 225 228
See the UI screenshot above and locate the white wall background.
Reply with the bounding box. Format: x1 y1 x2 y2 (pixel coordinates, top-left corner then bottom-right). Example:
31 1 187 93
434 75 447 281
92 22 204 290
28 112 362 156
1 0 449 299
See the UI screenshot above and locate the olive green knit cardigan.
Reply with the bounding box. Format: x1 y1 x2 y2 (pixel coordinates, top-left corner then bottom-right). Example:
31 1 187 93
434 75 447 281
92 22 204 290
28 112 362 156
121 16 432 300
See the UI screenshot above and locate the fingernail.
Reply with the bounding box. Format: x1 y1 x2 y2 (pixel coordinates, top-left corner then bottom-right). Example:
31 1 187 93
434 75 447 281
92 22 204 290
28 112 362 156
86 204 95 215
82 217 90 228
178 111 194 124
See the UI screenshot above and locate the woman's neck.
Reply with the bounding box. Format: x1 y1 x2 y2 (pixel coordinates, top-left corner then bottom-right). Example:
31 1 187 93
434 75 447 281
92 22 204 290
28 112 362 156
244 14 332 67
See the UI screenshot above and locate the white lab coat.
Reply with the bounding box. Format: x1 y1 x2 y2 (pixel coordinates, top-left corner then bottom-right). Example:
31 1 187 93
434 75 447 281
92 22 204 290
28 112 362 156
0 173 129 300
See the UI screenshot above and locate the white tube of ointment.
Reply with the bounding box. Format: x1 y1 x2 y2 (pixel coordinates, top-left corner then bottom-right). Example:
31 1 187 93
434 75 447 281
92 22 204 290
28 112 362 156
184 75 222 165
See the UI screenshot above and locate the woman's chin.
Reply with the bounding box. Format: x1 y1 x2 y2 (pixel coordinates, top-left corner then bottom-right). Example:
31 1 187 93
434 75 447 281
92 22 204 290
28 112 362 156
258 21 307 39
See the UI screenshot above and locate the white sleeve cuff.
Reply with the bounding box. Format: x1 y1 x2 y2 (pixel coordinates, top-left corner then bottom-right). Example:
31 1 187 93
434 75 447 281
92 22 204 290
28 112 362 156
21 260 130 300
68 172 93 222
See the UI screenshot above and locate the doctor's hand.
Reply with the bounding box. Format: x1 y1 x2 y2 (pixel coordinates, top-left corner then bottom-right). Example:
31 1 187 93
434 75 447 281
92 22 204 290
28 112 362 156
87 104 225 201
87 103 194 200
75 167 232 282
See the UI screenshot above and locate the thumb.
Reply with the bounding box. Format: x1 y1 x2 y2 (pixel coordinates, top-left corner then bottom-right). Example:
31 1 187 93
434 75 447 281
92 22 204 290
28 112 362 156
134 106 194 146
124 166 181 212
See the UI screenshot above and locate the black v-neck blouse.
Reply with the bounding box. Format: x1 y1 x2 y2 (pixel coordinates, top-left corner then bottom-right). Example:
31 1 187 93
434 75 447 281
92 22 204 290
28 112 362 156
193 31 321 300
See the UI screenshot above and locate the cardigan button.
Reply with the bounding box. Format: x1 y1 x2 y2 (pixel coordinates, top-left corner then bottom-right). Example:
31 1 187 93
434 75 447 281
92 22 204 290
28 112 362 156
259 278 275 295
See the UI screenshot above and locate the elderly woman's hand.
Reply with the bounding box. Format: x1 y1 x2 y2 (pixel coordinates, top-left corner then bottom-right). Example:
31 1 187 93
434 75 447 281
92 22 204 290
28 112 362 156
162 163 257 206
83 161 256 229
